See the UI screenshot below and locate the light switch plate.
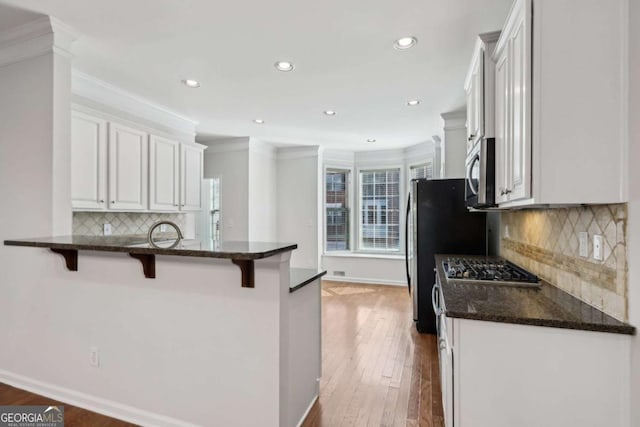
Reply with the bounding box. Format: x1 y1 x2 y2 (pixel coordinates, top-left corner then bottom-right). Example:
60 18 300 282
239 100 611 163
578 232 588 257
103 223 112 236
593 235 604 261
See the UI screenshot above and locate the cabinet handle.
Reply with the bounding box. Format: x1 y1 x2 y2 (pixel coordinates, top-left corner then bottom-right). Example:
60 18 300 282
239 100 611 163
505 189 512 194
99 199 104 203
111 201 115 204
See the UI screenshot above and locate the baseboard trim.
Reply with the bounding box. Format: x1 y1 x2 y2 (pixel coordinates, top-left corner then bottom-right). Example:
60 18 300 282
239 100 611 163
322 275 406 286
0 370 198 427
296 394 318 427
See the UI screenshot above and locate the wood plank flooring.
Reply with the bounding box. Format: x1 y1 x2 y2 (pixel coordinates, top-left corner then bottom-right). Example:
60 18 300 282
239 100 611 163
0 280 442 427
302 280 443 427
0 382 135 426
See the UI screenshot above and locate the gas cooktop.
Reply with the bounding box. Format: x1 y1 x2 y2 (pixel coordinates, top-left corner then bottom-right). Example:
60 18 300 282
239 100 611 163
443 257 540 287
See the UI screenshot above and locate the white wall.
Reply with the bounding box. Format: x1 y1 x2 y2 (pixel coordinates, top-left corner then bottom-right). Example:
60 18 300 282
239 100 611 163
441 110 467 179
249 140 278 242
627 0 640 424
203 138 250 241
322 255 406 286
276 147 321 269
320 143 434 286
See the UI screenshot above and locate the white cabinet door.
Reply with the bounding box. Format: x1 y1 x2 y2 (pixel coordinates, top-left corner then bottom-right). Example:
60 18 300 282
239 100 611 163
108 122 148 210
465 54 483 148
494 49 510 204
149 135 179 211
492 0 531 204
180 144 203 211
71 112 108 210
507 0 531 202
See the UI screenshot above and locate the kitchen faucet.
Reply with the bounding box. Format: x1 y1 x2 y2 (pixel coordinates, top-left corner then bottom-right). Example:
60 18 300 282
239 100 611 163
147 221 184 249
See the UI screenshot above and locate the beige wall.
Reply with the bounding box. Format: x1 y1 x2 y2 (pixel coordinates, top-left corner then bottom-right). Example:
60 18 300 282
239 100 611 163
500 204 627 321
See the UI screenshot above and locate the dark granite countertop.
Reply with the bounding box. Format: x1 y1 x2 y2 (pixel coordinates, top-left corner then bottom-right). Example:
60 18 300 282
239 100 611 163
435 254 635 335
4 235 297 260
290 268 326 293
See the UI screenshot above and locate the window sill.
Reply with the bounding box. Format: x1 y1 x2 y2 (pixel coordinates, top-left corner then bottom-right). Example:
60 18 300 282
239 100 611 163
322 252 405 260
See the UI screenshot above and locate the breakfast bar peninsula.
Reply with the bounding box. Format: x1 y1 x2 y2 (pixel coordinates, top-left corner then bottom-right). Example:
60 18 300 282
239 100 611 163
3 235 323 427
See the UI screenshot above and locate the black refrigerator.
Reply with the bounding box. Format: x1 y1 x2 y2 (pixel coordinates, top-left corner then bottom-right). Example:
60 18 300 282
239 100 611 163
405 179 487 334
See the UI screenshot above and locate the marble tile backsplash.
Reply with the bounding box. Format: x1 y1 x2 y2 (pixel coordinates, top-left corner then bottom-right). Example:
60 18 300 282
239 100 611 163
73 212 186 236
500 204 627 321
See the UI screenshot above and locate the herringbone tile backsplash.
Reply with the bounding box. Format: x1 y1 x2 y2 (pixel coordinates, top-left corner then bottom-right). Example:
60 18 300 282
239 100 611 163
73 212 186 236
501 204 627 321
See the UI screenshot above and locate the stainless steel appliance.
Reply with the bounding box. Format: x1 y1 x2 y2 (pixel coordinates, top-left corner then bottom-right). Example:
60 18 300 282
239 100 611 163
465 138 496 208
442 256 540 287
405 179 487 334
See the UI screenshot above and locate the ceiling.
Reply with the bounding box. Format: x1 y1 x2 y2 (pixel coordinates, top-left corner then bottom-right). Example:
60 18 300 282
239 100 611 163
0 0 512 151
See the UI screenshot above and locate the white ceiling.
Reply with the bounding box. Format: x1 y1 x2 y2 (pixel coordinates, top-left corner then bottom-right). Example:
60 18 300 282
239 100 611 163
0 0 512 151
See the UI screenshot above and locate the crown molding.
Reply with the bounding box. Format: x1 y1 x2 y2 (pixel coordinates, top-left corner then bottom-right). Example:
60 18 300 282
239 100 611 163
72 70 198 136
277 145 321 160
203 137 251 154
248 138 277 159
441 110 467 130
0 16 77 68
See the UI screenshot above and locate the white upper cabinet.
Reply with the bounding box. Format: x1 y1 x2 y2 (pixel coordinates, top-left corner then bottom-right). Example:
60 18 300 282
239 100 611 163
71 111 108 210
149 135 180 211
108 122 148 210
492 0 628 207
180 143 203 211
464 31 500 151
493 0 531 203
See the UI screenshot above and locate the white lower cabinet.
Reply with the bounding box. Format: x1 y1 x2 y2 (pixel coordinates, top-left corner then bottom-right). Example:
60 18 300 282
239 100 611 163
443 317 631 427
108 122 149 210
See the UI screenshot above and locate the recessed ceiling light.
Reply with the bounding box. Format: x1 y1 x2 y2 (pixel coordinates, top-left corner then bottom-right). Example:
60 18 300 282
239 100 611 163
367 138 376 143
394 36 418 50
323 110 336 116
182 79 201 88
253 119 265 124
274 61 294 72
407 99 421 106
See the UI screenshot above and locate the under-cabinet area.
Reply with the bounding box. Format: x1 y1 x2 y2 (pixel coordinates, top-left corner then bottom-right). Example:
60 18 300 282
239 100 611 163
71 109 205 212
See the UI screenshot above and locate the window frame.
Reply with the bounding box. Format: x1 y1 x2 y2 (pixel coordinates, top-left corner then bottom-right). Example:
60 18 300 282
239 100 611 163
323 164 355 254
355 165 405 254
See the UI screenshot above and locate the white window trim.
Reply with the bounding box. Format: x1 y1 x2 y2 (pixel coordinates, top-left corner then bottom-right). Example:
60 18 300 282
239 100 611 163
323 164 355 253
355 164 405 254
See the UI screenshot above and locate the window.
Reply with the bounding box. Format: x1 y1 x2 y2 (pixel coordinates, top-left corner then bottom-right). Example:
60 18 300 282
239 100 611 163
359 169 401 250
325 169 350 251
410 162 434 180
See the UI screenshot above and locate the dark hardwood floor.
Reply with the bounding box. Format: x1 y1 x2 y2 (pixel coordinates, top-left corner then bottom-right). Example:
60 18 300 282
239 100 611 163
0 280 443 427
0 382 135 426
302 281 443 427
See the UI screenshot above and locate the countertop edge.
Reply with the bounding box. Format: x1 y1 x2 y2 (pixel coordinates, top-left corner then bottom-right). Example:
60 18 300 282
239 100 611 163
4 239 298 260
290 269 327 293
444 310 636 336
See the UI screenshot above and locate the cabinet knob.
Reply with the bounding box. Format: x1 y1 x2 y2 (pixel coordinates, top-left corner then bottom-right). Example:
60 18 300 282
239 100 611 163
111 201 115 204
468 134 475 141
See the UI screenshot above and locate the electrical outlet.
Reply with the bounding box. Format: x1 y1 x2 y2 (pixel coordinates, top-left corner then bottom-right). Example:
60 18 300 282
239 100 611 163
593 235 604 261
160 224 167 232
90 346 100 367
578 232 588 257
103 223 112 236
504 225 510 239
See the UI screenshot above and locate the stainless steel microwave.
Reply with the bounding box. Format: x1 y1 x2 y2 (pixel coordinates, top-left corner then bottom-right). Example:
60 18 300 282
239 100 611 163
465 138 496 208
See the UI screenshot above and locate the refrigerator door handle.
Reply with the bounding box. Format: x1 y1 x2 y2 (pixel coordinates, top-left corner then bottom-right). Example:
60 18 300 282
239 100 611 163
405 194 411 293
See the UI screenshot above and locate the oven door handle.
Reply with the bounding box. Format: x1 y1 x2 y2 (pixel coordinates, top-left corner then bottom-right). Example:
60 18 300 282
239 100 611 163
432 283 442 316
466 153 480 196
